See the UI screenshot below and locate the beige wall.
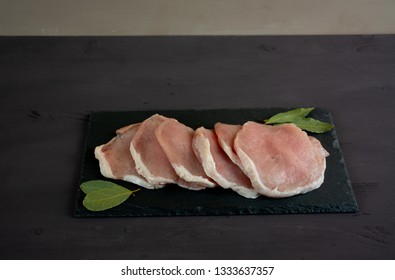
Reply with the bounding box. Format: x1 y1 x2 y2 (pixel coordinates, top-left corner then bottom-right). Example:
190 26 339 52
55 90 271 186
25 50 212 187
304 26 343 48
1 0 394 35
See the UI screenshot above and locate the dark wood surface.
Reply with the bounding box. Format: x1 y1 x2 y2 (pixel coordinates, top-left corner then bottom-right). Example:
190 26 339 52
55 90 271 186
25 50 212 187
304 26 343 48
0 35 394 260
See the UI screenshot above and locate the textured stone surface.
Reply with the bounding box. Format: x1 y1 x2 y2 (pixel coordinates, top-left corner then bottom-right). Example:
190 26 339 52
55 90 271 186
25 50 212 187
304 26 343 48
75 108 357 217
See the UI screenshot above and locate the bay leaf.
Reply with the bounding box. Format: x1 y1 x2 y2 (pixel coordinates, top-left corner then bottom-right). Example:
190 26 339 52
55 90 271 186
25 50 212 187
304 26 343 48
292 117 334 133
264 107 315 124
82 185 134 211
80 180 120 194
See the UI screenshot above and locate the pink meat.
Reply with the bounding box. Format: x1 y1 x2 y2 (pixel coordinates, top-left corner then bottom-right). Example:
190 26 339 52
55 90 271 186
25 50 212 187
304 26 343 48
94 123 159 189
214 123 252 179
234 122 328 198
193 127 259 198
130 114 179 186
214 123 243 166
155 118 217 189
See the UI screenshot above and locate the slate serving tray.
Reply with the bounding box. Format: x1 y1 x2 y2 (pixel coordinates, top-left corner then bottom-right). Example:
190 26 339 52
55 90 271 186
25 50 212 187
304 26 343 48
74 108 358 217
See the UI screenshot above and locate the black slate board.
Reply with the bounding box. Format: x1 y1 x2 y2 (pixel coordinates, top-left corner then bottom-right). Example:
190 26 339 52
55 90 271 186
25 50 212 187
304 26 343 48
74 108 358 217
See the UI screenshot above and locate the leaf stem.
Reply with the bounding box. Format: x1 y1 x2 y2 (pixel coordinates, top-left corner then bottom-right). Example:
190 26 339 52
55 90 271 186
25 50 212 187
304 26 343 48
130 188 141 197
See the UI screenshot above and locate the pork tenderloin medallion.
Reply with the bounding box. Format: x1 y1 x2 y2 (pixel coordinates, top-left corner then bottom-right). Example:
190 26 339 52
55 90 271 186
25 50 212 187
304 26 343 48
155 118 217 189
193 127 259 199
234 122 328 198
129 114 180 187
94 123 160 189
214 122 243 166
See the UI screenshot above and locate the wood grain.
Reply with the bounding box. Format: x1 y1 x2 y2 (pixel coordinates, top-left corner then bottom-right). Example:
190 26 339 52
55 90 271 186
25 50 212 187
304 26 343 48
0 35 394 259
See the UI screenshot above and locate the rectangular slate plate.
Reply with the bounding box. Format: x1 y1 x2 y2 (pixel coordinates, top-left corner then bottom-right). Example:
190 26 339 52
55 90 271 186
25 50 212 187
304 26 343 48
74 108 358 217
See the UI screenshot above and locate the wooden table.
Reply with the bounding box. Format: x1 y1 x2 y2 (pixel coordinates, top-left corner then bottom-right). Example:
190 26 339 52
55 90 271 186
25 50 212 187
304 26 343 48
0 35 394 259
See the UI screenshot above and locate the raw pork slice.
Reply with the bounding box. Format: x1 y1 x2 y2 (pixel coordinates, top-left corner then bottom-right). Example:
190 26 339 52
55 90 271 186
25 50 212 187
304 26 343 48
130 114 180 187
193 127 259 199
155 118 217 189
94 123 159 189
234 122 328 198
214 123 243 166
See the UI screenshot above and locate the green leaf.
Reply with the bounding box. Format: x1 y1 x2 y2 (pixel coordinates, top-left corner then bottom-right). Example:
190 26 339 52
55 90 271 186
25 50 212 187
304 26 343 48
80 180 120 194
292 117 334 133
80 180 140 211
264 107 315 124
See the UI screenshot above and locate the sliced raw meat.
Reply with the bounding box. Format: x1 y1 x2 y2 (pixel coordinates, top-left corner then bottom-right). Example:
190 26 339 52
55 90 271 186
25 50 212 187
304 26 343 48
214 123 251 178
309 136 330 157
155 118 217 189
130 114 180 186
214 123 243 166
193 127 259 199
234 122 328 198
94 123 159 189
